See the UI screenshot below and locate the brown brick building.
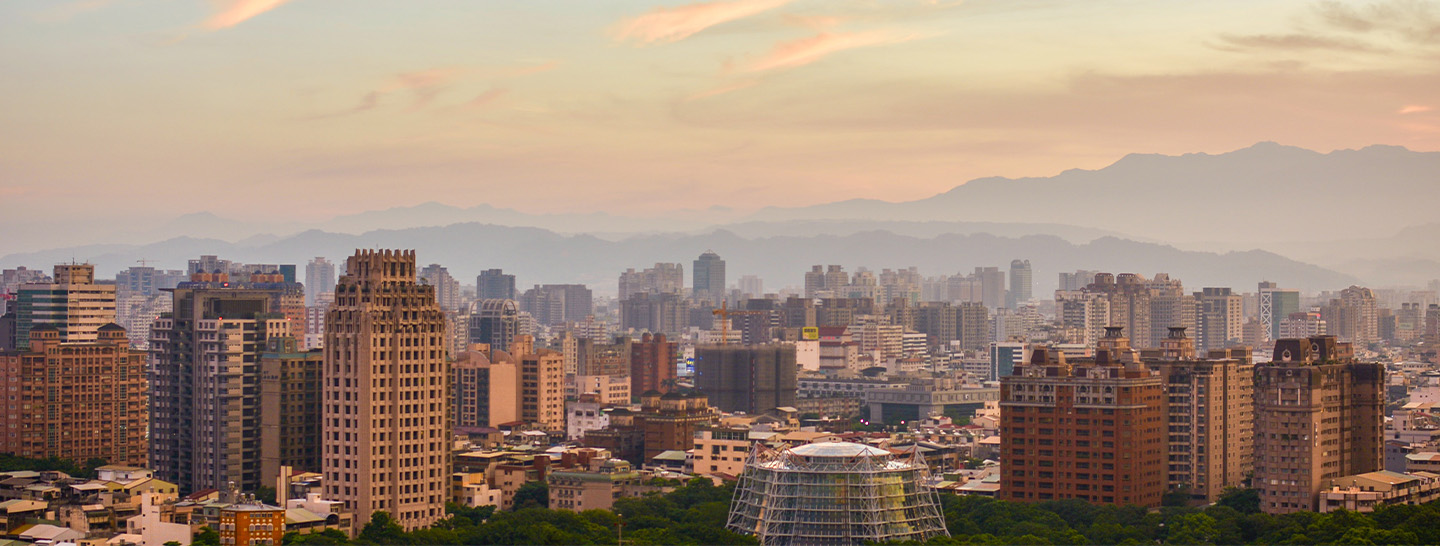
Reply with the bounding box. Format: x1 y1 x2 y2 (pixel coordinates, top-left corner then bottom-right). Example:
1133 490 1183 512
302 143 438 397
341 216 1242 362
1000 328 1167 506
1254 336 1384 514
629 333 676 394
219 501 286 546
1139 327 1254 503
0 323 146 466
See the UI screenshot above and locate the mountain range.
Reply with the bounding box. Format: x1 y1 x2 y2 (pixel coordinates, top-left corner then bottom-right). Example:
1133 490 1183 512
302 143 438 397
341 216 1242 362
2 142 1433 290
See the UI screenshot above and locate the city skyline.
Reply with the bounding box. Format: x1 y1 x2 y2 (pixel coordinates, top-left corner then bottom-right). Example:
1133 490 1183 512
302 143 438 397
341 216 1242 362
4 0 1439 228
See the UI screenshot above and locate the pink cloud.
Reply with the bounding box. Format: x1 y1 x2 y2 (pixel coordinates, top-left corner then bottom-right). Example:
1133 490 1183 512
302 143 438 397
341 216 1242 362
684 79 760 101
612 0 793 45
467 88 510 109
1398 104 1434 114
736 30 926 73
203 0 293 30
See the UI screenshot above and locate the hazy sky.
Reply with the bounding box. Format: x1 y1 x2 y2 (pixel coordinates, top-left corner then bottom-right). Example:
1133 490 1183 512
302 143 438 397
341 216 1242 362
2 0 1438 226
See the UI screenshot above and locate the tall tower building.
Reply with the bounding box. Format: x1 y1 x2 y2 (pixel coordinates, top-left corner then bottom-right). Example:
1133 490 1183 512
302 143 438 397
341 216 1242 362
467 299 519 353
630 333 677 394
1253 336 1383 513
1194 287 1243 352
418 263 461 313
694 344 797 414
1139 328 1254 502
1323 286 1378 346
0 324 147 466
1007 259 1032 309
452 345 518 429
974 267 1006 309
692 251 726 306
259 337 323 486
150 276 300 493
12 264 116 350
513 335 565 431
305 258 336 307
1000 329 1167 507
1258 282 1300 343
323 250 450 531
476 269 517 301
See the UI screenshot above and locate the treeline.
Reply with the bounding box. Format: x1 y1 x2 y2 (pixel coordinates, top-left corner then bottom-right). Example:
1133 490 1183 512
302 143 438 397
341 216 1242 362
0 454 107 478
202 478 756 546
908 489 1440 545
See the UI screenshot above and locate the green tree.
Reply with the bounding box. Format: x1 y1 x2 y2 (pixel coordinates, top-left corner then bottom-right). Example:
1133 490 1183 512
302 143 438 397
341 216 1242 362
512 481 549 511
192 527 220 546
253 485 277 505
357 512 406 545
1216 488 1261 514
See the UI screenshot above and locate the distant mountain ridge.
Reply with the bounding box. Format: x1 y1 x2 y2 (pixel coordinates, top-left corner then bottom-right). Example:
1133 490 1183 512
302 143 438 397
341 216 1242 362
0 223 1358 295
745 142 1440 244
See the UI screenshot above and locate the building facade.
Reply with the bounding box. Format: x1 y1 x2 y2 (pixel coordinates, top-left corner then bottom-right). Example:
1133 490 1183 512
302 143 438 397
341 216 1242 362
323 250 450 531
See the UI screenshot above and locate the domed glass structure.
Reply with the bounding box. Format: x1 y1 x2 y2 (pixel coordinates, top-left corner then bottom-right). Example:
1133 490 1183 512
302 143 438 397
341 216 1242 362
726 440 949 546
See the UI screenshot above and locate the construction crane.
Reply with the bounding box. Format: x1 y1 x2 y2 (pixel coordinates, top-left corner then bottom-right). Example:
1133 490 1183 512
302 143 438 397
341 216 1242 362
711 301 766 345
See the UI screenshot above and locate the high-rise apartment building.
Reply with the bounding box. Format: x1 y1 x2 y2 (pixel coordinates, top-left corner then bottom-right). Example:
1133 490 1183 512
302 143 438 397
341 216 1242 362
1007 259 1032 309
618 263 684 301
999 329 1167 507
453 345 518 429
1056 291 1110 346
1322 286 1379 346
1058 270 1098 292
1083 273 1153 348
1253 336 1383 514
12 264 116 350
476 269 517 301
259 337 323 486
694 344 797 414
1258 282 1300 342
519 284 593 326
323 250 450 531
692 251 726 306
150 276 300 493
738 275 764 299
630 333 677 394
1195 287 1243 352
467 299 519 353
974 267 1006 309
115 266 186 297
619 292 689 335
1138 327 1254 502
0 324 147 466
512 335 565 431
1279 311 1326 338
305 257 337 307
418 264 462 313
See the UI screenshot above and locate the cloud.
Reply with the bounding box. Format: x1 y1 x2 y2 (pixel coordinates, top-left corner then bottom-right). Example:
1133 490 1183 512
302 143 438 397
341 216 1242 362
734 30 928 73
684 79 760 101
612 0 793 45
1399 104 1434 114
303 68 463 120
202 0 293 30
1215 33 1390 53
467 88 510 109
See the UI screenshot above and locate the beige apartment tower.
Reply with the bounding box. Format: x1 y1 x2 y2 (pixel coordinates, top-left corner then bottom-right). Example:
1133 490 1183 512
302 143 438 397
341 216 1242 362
1253 336 1384 514
1139 327 1254 503
323 250 450 531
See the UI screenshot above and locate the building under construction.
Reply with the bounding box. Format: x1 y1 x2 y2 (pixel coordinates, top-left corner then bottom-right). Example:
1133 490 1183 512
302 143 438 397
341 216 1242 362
726 440 949 546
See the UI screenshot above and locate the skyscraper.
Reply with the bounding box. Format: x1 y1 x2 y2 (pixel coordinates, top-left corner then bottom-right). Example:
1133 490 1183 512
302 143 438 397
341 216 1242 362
1007 259 1032 309
1258 282 1300 343
618 263 684 300
476 269 517 301
630 333 677 394
12 264 116 350
693 251 726 306
694 344 797 414
259 337 323 487
323 250 450 531
418 263 461 313
1139 328 1254 503
1194 287 1242 352
519 284 593 325
1253 336 1383 514
0 324 147 466
512 335 565 431
974 266 1005 309
150 275 302 493
305 258 337 307
467 299 519 353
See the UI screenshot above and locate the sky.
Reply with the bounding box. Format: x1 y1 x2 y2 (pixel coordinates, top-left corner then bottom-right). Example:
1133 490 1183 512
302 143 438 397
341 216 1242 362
2 0 1439 228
